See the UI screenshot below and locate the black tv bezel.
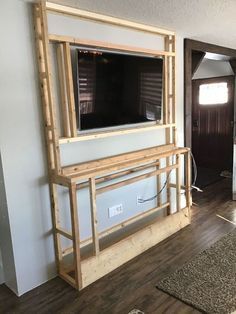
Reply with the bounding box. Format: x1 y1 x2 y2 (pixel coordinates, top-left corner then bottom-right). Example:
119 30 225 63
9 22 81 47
75 47 164 134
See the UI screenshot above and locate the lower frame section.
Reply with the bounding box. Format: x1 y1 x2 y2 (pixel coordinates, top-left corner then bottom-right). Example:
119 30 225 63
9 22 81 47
79 207 190 288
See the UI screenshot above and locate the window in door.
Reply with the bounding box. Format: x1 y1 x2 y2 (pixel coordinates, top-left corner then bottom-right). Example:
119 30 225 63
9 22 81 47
199 82 228 105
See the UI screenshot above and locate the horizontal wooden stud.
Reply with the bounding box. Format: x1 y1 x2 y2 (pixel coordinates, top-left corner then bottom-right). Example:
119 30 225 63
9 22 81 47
62 202 169 256
169 183 186 190
46 3 175 36
51 173 71 186
49 34 175 58
76 161 160 190
56 227 73 240
96 164 178 195
59 123 176 144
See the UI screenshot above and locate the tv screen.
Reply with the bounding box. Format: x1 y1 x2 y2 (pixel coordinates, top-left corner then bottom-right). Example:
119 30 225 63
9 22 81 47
76 49 163 131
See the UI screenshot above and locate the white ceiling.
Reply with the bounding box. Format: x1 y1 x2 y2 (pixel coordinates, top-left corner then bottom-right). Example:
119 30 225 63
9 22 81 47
42 0 236 50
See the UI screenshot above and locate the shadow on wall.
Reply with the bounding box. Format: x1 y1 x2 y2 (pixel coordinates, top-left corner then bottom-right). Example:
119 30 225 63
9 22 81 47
0 151 17 292
0 249 4 284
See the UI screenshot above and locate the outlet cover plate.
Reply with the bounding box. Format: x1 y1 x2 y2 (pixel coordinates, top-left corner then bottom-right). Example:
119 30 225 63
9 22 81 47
108 204 123 218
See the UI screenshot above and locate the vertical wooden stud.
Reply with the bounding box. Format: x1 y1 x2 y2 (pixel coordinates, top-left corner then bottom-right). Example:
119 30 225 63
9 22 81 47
176 154 181 211
89 178 100 255
164 35 172 215
57 44 71 138
34 3 64 283
50 183 63 271
171 35 177 145
156 161 162 207
69 182 82 289
36 1 62 173
63 42 77 137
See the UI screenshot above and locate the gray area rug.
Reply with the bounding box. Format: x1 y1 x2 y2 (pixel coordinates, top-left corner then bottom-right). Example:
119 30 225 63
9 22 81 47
157 228 236 314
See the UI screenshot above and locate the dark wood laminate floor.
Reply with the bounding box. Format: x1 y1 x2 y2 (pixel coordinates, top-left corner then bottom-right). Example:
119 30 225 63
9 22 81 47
0 179 235 314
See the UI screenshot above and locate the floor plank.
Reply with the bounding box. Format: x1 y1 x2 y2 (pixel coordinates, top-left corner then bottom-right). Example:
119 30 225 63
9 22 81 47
0 178 235 314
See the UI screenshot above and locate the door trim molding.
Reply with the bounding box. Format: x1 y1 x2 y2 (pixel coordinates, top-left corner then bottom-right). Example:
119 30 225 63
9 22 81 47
184 39 236 148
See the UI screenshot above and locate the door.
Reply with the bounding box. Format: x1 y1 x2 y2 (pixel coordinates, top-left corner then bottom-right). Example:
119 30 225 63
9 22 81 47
192 76 234 171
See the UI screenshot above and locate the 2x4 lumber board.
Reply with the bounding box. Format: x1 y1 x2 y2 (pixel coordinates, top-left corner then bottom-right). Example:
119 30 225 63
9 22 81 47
56 227 73 240
46 3 175 37
77 161 160 190
59 123 176 144
156 162 162 206
69 147 188 182
169 183 186 190
50 183 63 272
81 207 190 288
34 6 55 171
185 151 192 213
89 178 100 255
51 173 71 187
59 271 76 288
63 42 77 137
63 144 174 176
37 2 62 173
164 37 172 213
69 183 82 289
163 57 169 124
34 7 63 274
56 44 71 137
49 34 175 58
172 53 176 133
96 164 178 195
165 128 171 215
62 202 169 256
176 154 181 211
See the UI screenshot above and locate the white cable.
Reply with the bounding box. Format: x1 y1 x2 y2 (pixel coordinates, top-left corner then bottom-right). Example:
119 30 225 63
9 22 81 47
138 150 202 203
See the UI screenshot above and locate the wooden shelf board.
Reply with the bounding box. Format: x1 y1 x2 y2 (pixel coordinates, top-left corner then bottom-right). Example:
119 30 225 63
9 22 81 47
61 146 189 181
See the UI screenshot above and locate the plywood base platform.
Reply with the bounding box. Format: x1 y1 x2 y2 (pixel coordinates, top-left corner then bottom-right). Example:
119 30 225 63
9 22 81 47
81 207 190 287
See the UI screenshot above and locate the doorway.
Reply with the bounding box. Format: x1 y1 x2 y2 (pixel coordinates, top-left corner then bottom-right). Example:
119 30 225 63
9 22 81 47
192 76 234 187
184 39 236 194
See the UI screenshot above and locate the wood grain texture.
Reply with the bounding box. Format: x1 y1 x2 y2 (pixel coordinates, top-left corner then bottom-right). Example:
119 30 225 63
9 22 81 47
46 3 175 36
192 76 234 170
0 179 233 314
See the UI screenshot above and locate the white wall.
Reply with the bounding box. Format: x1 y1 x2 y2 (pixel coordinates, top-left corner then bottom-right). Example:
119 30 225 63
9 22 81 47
0 152 17 290
0 1 184 296
0 250 5 285
193 58 234 79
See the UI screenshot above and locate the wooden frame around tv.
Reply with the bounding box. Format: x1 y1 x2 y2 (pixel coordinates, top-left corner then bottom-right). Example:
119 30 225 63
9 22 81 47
33 1 191 290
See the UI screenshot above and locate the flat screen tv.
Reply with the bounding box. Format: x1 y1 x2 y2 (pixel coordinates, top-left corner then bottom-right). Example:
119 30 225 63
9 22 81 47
75 48 163 131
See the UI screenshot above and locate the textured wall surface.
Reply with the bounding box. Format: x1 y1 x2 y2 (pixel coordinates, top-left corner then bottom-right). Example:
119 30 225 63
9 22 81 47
49 0 236 49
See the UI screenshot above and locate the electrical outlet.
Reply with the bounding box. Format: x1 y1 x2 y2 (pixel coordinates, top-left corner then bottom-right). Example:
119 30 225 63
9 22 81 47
108 204 123 218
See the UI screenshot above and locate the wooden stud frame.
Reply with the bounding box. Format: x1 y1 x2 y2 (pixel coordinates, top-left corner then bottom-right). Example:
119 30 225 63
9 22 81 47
34 1 191 290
